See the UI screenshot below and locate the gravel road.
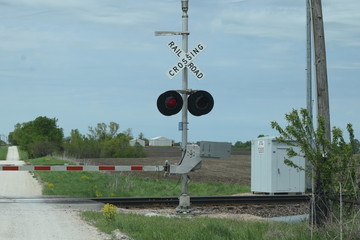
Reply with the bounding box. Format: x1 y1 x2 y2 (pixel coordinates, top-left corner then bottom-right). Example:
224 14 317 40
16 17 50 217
0 146 109 240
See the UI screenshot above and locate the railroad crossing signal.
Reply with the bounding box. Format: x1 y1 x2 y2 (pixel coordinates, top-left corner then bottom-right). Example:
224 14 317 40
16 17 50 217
166 40 206 80
157 90 214 117
159 41 213 117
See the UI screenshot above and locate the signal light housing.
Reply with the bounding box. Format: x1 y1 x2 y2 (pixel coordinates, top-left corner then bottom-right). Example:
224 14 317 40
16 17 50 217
188 90 214 116
157 90 183 116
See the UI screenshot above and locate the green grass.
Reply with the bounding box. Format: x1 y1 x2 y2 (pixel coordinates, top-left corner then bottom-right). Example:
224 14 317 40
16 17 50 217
18 149 29 160
30 157 250 197
30 156 358 240
35 171 250 197
26 156 74 165
0 146 8 160
81 212 330 240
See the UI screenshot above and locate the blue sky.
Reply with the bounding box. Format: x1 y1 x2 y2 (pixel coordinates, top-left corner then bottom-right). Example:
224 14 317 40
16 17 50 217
0 0 359 144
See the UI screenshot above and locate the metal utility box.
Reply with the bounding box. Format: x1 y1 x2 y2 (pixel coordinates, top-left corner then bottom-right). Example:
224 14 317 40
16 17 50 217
251 137 305 194
199 141 231 158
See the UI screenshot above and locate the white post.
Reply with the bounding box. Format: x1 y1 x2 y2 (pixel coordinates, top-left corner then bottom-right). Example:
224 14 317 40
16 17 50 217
177 0 191 213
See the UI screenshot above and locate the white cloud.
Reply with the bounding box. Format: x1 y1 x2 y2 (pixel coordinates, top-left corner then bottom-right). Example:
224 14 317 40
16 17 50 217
77 6 157 26
0 69 34 78
210 5 305 40
0 0 175 27
207 0 360 47
330 62 360 70
0 0 88 9
0 1 173 53
0 26 47 50
323 1 360 47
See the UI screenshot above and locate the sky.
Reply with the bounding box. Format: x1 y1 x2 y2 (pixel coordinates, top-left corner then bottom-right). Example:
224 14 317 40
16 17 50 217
0 0 359 144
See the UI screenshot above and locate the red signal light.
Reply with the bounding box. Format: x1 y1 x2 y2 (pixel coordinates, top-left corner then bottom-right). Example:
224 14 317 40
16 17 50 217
165 97 178 109
157 91 183 116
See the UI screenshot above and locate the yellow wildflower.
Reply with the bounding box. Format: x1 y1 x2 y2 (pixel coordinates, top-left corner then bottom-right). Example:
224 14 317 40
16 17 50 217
102 203 118 221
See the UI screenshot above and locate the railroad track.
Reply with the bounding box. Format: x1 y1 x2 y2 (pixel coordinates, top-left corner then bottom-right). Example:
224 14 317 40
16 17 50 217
91 195 310 207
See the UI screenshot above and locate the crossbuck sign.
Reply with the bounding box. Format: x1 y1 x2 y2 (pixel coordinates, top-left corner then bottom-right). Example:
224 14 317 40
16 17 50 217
166 41 206 80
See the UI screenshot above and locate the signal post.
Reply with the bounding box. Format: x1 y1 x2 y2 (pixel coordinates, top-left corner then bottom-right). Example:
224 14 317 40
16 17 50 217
155 0 214 213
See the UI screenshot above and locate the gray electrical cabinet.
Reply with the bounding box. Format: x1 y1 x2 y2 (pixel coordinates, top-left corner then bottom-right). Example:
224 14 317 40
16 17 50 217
251 136 305 194
199 141 231 158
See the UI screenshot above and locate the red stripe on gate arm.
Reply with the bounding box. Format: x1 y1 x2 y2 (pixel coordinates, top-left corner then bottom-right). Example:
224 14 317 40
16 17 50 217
131 166 143 171
3 166 19 171
67 166 83 171
99 166 115 171
34 166 51 171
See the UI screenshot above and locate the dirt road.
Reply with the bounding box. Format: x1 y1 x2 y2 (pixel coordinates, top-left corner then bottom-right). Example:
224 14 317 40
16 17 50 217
0 146 109 240
0 146 42 197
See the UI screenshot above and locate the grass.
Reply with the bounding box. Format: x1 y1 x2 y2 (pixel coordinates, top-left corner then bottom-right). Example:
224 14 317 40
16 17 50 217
31 157 250 197
81 211 331 240
0 146 8 160
26 156 74 165
36 171 250 197
18 149 29 160
29 156 358 239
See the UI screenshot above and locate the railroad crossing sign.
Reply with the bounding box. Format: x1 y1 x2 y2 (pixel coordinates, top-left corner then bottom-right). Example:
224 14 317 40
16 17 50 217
166 40 206 80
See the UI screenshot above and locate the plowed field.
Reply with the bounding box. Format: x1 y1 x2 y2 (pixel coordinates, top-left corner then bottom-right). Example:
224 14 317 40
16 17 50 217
75 147 251 185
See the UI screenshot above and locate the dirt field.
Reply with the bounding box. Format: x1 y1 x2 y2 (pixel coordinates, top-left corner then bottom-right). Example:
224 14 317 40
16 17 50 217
74 147 251 186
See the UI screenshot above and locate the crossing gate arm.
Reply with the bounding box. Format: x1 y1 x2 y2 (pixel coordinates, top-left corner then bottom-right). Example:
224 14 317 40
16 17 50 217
0 165 165 172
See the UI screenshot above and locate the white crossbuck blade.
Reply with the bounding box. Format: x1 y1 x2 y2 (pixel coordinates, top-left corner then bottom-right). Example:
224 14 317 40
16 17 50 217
166 40 206 80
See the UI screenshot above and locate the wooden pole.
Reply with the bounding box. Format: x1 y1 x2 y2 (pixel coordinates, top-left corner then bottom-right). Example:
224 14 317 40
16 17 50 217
310 0 331 226
310 0 331 139
306 0 313 120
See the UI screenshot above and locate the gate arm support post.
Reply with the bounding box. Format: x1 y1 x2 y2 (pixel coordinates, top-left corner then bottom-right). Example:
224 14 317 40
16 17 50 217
165 144 202 175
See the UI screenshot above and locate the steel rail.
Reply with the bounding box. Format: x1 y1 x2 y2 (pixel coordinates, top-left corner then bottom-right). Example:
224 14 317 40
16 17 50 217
91 195 310 207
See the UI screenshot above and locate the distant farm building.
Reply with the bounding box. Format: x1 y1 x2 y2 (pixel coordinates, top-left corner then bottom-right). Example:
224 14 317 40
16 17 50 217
129 138 146 147
149 136 172 147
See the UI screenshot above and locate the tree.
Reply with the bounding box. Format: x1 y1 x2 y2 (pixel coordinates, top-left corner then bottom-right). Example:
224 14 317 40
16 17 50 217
123 128 133 138
138 132 145 140
8 116 64 158
64 129 87 158
271 109 359 227
64 122 146 158
138 132 149 146
233 141 251 151
352 138 360 154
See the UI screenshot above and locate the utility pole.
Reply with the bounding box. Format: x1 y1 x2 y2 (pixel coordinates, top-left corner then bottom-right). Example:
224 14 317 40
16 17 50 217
310 0 331 226
305 0 313 194
306 0 313 120
310 0 331 139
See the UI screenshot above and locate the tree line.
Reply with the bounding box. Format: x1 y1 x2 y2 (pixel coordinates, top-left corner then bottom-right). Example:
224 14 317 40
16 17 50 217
64 122 146 158
8 116 146 159
5 115 360 159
